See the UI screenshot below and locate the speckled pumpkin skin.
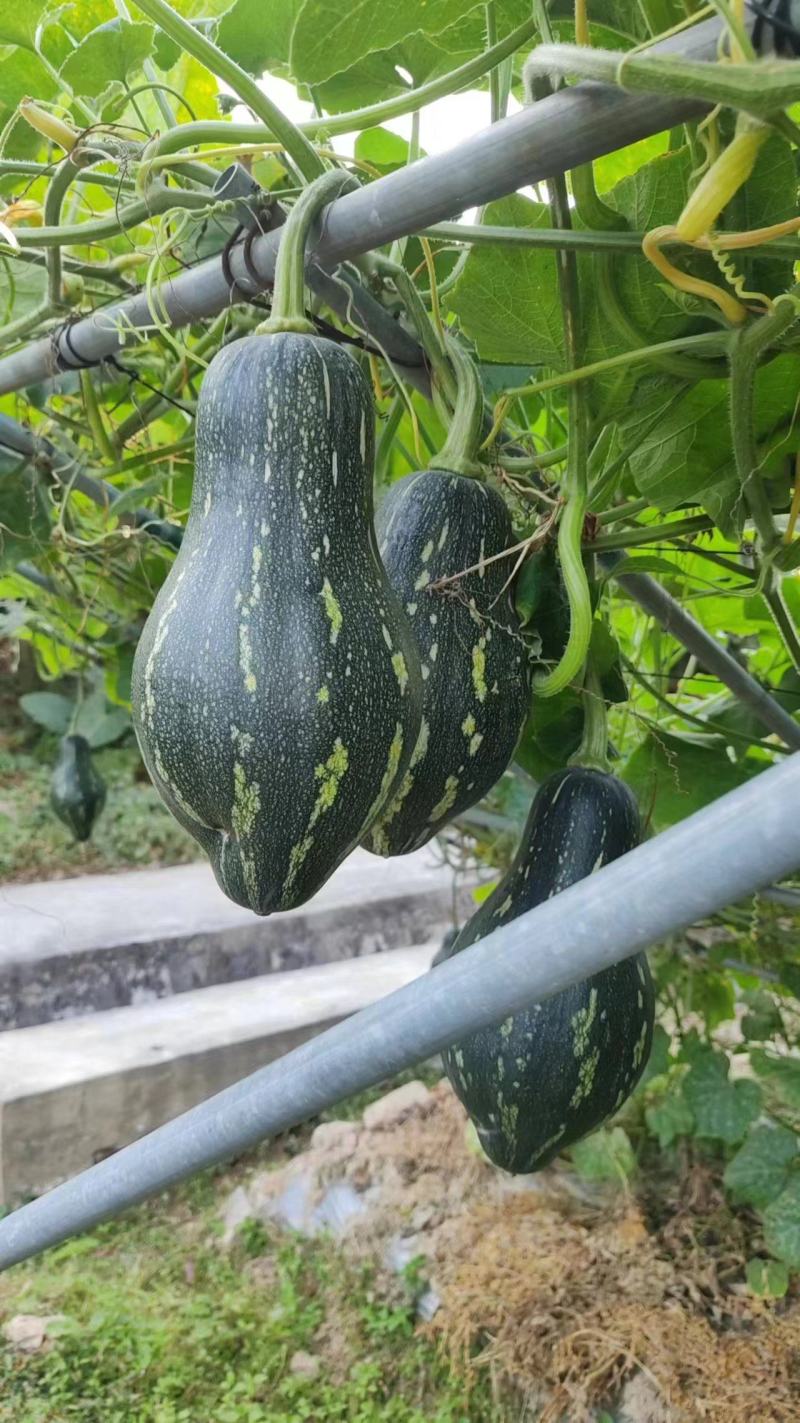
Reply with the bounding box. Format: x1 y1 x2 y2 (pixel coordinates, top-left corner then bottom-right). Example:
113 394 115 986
132 332 422 915
365 470 531 855
440 768 654 1173
50 734 106 842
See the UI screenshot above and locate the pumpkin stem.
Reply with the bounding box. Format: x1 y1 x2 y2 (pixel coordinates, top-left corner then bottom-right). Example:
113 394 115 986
433 335 485 478
569 652 610 773
257 169 359 336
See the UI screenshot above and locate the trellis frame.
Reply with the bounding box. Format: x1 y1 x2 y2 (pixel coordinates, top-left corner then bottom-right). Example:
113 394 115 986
1 7 799 1271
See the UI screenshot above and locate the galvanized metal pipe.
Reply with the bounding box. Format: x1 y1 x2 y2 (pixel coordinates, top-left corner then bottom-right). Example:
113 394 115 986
614 567 800 750
1 750 798 1270
0 17 723 396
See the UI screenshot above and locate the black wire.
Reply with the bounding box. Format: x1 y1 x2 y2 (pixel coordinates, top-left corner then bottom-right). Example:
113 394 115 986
747 0 800 55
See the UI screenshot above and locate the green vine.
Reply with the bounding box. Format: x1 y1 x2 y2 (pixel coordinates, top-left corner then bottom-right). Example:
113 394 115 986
257 170 358 335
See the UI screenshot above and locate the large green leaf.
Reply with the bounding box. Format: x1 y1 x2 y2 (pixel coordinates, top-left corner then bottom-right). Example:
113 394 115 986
622 730 760 833
449 149 695 406
570 1126 636 1182
681 1050 761 1145
0 259 47 326
726 133 797 300
623 355 800 517
750 1049 800 1111
724 1124 797 1209
19 690 73 735
645 1090 694 1149
0 0 50 49
355 126 416 173
449 195 565 370
289 0 484 87
60 19 154 99
591 148 695 348
762 1178 800 1268
215 0 295 77
0 46 57 142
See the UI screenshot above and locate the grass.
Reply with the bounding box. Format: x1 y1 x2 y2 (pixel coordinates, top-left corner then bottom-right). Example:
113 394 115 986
0 734 198 882
0 1075 497 1423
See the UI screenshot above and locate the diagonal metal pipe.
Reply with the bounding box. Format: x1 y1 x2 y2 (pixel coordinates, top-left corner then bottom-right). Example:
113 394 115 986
0 750 798 1269
613 566 800 750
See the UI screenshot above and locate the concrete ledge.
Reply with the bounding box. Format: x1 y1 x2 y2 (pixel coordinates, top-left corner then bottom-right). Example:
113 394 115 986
0 943 436 1205
0 850 470 1028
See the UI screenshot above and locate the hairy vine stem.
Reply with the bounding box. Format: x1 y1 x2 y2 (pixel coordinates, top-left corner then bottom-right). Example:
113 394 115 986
257 171 358 334
421 222 800 261
531 33 592 697
523 44 800 117
432 336 485 478
130 0 324 183
9 184 212 248
569 652 611 771
590 513 714 551
140 14 539 169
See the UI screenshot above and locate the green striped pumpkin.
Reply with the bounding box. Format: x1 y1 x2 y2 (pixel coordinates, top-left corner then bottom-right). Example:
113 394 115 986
365 468 531 855
132 332 422 914
440 767 654 1172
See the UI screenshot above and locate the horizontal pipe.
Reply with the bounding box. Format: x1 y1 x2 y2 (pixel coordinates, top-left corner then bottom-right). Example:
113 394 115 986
0 17 723 397
1 749 798 1270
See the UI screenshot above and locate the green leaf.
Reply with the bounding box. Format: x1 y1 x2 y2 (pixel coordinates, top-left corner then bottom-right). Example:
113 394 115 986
624 355 800 516
354 126 414 174
104 644 135 707
449 195 565 369
779 963 800 1000
0 257 47 326
750 1050 800 1111
570 1126 636 1183
215 0 294 77
621 731 761 833
0 46 58 146
0 0 50 49
594 132 669 193
692 972 736 1032
645 1091 694 1149
151 16 215 73
19 690 73 735
762 1178 800 1268
515 686 584 782
289 0 483 87
590 621 627 704
746 1257 789 1299
740 990 783 1043
727 134 797 300
724 1124 797 1209
608 555 689 580
60 19 154 99
0 455 51 572
682 1051 761 1145
75 701 131 749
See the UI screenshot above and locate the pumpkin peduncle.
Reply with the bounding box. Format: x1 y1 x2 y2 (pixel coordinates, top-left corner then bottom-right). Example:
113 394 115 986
257 169 359 336
432 336 486 478
569 653 611 774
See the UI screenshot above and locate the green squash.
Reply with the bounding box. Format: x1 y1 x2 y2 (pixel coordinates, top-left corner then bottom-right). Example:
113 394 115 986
132 331 422 914
50 734 106 842
439 767 654 1172
366 342 530 855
